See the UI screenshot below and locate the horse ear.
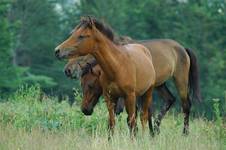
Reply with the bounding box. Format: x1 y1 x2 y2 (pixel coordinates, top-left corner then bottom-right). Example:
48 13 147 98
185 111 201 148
91 68 101 77
80 16 93 29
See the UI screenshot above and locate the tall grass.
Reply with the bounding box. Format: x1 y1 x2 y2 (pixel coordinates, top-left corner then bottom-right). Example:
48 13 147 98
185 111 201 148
0 85 225 150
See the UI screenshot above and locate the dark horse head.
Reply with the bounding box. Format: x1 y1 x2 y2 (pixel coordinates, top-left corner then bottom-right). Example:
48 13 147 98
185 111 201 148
79 61 102 115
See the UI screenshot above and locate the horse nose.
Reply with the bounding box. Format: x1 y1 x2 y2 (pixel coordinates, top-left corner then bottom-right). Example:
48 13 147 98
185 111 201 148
64 68 72 77
81 107 93 116
55 49 60 58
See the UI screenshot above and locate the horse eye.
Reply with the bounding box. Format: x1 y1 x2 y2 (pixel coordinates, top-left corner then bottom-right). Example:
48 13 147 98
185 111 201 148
88 84 93 89
78 35 85 39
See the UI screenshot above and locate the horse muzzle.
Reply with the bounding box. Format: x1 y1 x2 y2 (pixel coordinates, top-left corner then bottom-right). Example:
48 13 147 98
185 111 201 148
55 47 75 60
64 68 73 78
55 48 68 60
55 48 61 59
81 107 93 116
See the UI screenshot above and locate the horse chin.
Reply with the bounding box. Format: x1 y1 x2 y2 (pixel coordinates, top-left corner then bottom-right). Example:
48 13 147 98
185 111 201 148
57 51 70 60
82 108 93 116
70 70 78 79
81 105 94 116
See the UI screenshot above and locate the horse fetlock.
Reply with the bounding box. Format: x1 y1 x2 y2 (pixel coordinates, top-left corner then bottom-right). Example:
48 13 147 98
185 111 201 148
153 119 161 134
183 125 189 135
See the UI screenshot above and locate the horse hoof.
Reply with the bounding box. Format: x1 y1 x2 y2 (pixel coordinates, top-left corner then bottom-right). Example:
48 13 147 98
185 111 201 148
154 127 160 135
183 128 189 136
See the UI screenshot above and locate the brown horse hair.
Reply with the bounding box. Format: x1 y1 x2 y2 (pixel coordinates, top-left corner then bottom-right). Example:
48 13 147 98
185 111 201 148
185 48 202 102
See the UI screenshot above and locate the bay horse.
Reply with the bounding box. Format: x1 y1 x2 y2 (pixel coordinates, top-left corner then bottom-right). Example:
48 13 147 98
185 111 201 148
64 39 201 135
55 17 156 137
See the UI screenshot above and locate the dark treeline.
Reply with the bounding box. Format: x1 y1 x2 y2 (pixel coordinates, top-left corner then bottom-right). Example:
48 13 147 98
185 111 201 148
0 0 225 118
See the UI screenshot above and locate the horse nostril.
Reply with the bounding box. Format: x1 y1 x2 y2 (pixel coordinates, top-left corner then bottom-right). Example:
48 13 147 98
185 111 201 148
64 69 72 77
55 49 60 57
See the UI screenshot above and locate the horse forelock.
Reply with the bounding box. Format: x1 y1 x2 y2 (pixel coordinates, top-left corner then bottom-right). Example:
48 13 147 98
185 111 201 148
79 16 118 44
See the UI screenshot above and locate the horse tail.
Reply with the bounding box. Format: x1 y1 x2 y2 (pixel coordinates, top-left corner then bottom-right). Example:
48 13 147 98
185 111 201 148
185 48 202 102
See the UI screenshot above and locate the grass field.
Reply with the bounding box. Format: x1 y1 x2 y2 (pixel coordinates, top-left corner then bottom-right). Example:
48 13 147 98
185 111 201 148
0 85 225 150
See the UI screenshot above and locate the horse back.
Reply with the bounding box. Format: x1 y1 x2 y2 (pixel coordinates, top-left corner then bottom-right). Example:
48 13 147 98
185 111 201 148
141 39 189 86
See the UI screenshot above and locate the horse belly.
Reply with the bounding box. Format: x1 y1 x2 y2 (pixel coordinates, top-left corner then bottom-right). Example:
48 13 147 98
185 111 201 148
154 61 174 86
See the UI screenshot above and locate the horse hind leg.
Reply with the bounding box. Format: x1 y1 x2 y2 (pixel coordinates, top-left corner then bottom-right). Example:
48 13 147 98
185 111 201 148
174 72 191 135
138 94 154 136
148 106 154 136
154 83 176 134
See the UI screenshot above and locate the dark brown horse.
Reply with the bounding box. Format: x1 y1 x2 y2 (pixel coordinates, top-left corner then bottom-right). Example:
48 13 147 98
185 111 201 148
55 17 156 137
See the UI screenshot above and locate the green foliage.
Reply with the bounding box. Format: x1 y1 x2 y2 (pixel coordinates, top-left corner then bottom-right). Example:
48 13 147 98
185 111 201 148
0 86 225 149
0 0 225 118
8 0 76 93
0 0 25 93
75 0 226 118
213 98 225 143
0 85 109 132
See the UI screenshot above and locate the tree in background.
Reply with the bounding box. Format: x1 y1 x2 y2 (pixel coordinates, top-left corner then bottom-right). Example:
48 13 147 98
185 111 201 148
8 0 77 97
69 0 226 117
0 0 25 96
0 0 225 117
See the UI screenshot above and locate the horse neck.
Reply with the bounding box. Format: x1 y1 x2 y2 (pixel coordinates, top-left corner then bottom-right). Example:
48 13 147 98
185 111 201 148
92 33 123 80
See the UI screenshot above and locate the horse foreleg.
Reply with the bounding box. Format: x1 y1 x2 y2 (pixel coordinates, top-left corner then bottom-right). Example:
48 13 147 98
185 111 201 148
124 92 137 137
154 83 176 133
140 87 153 134
103 94 115 139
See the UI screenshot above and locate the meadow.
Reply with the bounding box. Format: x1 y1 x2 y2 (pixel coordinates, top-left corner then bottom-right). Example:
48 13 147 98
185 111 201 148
1 1 226 150
0 85 225 150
